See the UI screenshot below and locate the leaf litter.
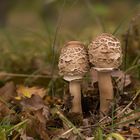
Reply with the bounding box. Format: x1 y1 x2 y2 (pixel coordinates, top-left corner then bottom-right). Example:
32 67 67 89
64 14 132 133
0 69 139 140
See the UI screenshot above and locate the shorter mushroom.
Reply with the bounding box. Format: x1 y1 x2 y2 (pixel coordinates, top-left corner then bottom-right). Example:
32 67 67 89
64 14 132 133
88 33 122 117
58 41 89 114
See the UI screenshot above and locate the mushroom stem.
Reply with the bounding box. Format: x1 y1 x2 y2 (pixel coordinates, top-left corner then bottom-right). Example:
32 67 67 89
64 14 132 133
98 72 113 116
69 80 82 113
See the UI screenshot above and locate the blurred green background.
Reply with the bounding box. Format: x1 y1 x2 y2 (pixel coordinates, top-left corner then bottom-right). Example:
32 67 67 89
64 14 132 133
0 0 140 82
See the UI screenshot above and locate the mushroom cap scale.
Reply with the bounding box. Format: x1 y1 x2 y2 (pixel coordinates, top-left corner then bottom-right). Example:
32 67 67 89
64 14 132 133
88 33 122 69
58 41 89 80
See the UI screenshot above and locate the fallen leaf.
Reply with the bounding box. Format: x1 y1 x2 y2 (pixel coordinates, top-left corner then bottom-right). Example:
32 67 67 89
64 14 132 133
111 70 131 89
21 95 49 113
20 95 50 139
130 126 140 135
90 69 131 90
16 85 46 99
117 75 131 90
0 81 16 102
38 122 50 140
0 82 16 118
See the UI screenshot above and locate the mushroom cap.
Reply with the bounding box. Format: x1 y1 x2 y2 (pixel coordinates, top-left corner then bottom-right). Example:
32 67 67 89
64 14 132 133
58 41 89 81
88 33 122 69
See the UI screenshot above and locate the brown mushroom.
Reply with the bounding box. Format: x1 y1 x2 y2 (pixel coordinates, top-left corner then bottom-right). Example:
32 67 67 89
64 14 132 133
88 33 122 117
58 41 89 114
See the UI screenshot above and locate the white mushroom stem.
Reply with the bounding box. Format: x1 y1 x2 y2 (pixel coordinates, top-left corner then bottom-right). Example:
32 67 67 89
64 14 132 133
69 80 82 113
98 72 113 116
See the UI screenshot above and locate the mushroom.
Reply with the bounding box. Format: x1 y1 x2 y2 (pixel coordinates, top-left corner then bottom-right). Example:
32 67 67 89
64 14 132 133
88 33 122 117
58 41 89 114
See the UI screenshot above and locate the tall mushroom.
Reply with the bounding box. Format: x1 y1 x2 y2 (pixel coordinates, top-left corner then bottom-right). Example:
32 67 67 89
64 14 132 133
58 41 89 114
88 33 122 117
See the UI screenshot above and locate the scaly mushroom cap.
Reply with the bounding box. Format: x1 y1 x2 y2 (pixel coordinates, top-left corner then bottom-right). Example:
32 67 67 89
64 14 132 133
58 41 89 81
88 33 122 69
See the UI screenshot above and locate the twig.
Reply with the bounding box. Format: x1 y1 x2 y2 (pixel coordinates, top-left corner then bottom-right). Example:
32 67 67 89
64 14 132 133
99 90 140 126
112 115 140 128
0 72 58 79
115 89 140 118
61 128 74 136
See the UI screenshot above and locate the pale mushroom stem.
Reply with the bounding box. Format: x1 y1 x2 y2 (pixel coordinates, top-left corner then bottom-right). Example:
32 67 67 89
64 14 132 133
98 72 113 117
69 80 82 113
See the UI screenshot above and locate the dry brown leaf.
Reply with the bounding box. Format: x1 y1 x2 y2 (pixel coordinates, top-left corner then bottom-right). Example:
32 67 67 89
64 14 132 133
130 126 140 135
21 95 50 137
38 122 50 140
0 82 16 118
0 102 11 118
21 95 45 110
90 69 131 90
111 70 124 77
24 117 50 140
21 95 50 127
20 95 50 139
0 81 16 102
117 75 131 90
111 70 131 89
16 85 46 99
21 95 50 120
90 69 125 85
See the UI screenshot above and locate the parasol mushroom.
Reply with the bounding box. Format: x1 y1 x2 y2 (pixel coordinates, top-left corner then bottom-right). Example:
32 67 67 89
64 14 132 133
58 41 89 114
88 33 122 117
